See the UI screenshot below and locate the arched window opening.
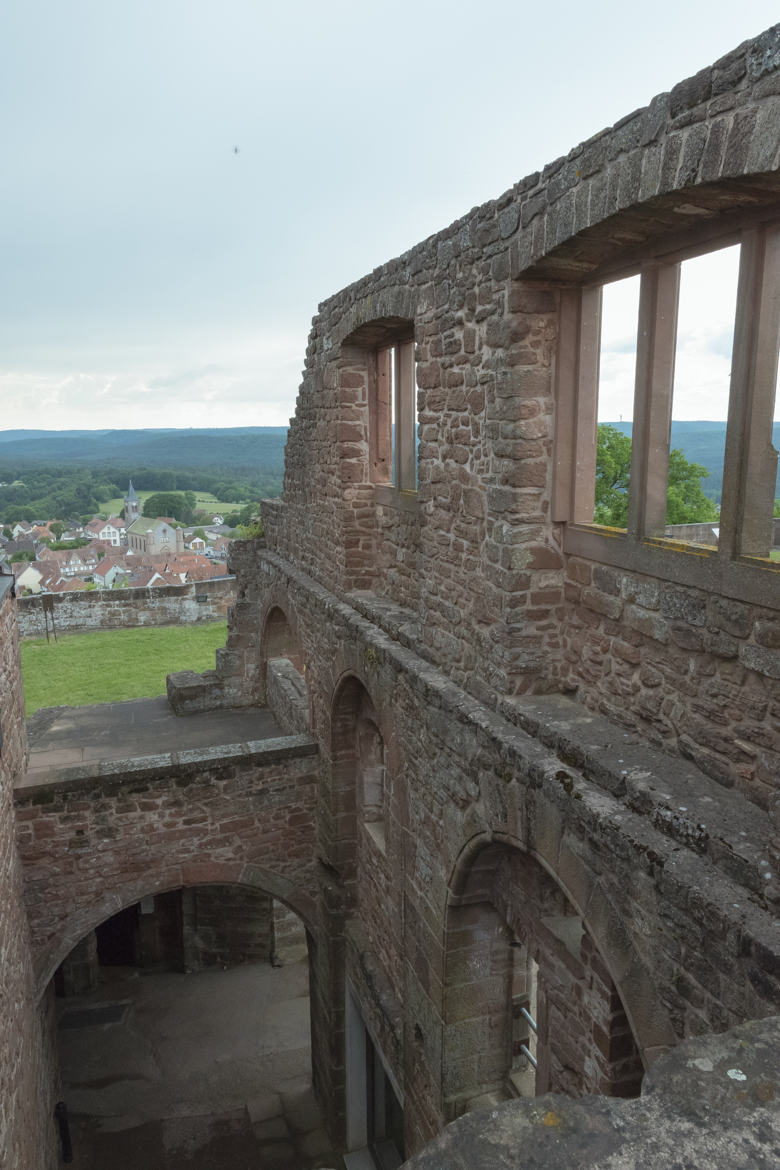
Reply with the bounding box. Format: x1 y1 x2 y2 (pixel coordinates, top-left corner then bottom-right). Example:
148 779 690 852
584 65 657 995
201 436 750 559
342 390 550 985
443 844 643 1121
261 606 309 734
356 693 387 853
329 678 390 879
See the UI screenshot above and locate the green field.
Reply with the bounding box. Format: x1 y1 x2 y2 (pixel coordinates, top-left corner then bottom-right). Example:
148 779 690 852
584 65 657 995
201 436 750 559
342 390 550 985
21 623 227 716
100 490 248 518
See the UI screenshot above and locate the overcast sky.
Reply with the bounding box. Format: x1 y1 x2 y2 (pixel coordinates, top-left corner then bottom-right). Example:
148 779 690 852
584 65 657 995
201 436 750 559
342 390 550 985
2 1 778 432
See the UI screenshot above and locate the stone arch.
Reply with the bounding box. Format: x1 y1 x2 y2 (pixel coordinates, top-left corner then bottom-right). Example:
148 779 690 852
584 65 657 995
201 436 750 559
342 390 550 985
260 601 310 733
520 177 780 284
329 671 399 882
336 284 418 350
261 603 304 670
442 832 674 1120
35 857 317 1001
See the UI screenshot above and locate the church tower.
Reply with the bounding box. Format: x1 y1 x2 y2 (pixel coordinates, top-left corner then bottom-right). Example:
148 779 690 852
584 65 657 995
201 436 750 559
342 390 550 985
124 480 140 524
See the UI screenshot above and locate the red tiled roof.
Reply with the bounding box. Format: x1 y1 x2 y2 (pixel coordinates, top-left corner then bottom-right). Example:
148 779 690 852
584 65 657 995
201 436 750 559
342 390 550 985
47 576 88 593
184 563 227 582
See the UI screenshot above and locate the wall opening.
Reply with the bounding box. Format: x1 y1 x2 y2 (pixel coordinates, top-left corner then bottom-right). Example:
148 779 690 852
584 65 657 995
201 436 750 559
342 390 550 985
260 604 310 733
442 843 643 1121
332 676 388 872
346 988 405 1168
52 886 329 1165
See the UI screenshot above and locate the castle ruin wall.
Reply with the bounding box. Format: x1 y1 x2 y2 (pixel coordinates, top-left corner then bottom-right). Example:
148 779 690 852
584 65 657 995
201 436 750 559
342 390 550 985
0 584 59 1170
16 575 236 639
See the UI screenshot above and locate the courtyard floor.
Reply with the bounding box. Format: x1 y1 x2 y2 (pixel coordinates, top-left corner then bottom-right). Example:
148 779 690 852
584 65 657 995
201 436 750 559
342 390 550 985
57 955 342 1169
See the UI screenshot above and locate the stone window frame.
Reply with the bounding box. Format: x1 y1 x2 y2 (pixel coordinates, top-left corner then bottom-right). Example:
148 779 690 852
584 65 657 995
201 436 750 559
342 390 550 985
554 218 780 607
370 336 417 498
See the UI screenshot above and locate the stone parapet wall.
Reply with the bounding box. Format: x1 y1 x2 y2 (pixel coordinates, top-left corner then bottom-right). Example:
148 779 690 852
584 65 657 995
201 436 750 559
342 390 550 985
559 557 780 810
404 1014 780 1170
14 734 320 993
0 592 59 1169
228 548 780 1149
17 576 236 639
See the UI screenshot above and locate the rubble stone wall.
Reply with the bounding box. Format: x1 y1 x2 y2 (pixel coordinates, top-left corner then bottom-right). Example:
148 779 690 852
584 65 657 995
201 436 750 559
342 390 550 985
218 546 780 1149
559 558 780 809
14 736 320 993
261 24 780 806
0 587 59 1169
16 576 235 638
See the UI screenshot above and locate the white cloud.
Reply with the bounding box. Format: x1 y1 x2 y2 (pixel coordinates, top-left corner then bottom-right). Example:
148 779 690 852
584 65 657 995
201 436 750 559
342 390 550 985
1 3 778 433
598 245 745 422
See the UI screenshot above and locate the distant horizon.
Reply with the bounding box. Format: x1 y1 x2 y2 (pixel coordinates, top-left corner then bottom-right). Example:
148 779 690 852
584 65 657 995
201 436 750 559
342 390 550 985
0 419 746 438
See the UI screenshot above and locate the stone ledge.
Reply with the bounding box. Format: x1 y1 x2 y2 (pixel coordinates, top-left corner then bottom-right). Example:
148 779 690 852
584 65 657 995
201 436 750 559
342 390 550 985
13 734 319 801
501 693 772 900
403 1015 780 1169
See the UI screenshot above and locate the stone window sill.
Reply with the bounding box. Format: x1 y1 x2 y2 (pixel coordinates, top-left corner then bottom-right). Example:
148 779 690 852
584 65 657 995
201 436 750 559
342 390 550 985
563 524 779 609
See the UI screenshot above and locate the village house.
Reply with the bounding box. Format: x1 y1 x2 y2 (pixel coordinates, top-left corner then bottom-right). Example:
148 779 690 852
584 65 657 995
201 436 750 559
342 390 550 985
92 557 132 589
84 516 127 546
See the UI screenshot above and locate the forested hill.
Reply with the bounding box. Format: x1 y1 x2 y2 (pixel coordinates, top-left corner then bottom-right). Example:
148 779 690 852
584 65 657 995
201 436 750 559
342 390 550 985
604 421 780 501
0 427 288 472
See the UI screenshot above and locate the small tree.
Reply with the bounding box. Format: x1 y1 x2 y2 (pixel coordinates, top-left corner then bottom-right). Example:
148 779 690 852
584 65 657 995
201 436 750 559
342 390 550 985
594 425 631 527
235 519 263 540
594 424 718 527
665 448 718 524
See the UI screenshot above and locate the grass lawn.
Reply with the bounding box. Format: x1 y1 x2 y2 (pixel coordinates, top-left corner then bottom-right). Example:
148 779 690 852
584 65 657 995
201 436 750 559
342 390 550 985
21 623 227 716
100 490 248 518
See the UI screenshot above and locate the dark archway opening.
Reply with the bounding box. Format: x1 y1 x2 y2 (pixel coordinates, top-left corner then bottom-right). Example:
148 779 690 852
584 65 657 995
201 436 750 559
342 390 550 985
53 886 336 1169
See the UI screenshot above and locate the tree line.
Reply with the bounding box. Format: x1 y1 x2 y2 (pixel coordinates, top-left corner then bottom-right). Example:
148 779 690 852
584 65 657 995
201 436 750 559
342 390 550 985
0 464 282 525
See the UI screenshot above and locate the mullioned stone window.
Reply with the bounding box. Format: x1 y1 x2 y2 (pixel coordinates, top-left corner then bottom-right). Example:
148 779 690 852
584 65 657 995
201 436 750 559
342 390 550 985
554 220 780 583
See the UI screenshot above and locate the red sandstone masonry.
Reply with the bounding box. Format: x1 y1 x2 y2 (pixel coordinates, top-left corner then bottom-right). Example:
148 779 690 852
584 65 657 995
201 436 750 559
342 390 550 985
17 575 235 638
7 28 780 1165
219 545 780 1149
14 738 320 992
559 560 780 809
0 590 59 1170
260 26 779 801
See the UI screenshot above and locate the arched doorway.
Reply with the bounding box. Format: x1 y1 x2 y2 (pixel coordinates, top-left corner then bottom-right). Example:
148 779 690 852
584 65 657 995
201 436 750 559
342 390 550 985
53 884 334 1168
442 841 644 1120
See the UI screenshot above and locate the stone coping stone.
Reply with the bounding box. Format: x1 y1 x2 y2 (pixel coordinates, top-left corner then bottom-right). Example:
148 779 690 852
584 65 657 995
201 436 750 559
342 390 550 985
502 693 772 898
14 734 319 801
404 1015 780 1170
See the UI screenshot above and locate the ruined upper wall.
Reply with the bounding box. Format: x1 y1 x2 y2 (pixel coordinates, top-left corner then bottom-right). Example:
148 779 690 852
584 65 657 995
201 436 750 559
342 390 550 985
263 26 780 803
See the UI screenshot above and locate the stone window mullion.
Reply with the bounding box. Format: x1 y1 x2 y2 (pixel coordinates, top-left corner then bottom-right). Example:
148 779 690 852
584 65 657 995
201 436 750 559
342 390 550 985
722 226 780 561
627 263 680 539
